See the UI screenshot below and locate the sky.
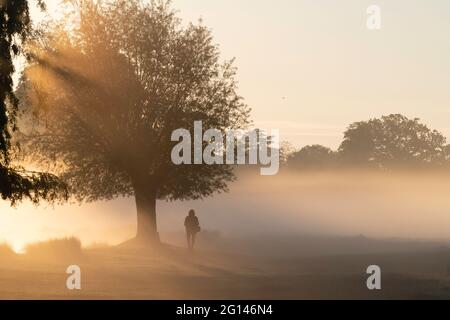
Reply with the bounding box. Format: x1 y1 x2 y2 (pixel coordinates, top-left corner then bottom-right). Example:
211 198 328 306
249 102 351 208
1 0 449 252
171 0 450 148
29 0 450 149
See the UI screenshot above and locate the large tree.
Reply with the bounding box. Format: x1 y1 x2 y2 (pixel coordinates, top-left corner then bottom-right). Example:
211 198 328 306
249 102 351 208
339 114 447 167
0 0 67 204
19 0 250 241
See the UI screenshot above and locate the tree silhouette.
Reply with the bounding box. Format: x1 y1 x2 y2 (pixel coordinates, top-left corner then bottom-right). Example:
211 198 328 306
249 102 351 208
288 145 335 169
339 114 447 167
285 114 448 170
20 0 249 241
0 0 67 205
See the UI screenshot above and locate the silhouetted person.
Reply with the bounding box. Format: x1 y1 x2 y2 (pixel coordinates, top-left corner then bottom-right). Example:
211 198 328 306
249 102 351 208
185 209 200 250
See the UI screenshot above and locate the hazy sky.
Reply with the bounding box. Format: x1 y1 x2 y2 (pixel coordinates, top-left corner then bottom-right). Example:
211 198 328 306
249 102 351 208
1 1 448 251
29 0 450 149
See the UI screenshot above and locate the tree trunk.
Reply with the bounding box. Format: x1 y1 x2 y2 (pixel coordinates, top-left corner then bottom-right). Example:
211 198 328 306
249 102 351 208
133 178 160 243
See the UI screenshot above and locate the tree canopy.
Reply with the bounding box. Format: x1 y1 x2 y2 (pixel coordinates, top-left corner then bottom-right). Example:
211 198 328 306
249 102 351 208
19 0 250 240
287 145 335 169
287 114 449 170
339 114 447 167
0 0 67 205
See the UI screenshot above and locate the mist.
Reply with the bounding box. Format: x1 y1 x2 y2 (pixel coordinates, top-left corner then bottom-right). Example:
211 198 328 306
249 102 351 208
161 169 450 240
3 168 450 253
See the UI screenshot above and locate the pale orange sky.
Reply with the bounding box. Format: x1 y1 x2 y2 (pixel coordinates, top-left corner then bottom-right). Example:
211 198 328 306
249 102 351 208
29 0 450 149
173 0 450 148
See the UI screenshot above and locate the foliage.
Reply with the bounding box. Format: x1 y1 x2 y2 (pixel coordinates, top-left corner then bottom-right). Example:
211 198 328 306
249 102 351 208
21 0 249 203
288 144 336 169
287 114 448 170
339 114 447 167
0 0 67 205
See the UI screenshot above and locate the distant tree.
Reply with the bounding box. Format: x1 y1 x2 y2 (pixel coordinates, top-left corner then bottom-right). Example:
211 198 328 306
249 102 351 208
287 145 336 169
444 145 450 163
0 0 67 204
338 114 447 167
279 141 295 164
19 0 249 242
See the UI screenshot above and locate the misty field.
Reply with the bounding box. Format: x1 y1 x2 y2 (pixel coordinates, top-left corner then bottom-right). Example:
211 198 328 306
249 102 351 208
2 236 450 299
3 170 450 299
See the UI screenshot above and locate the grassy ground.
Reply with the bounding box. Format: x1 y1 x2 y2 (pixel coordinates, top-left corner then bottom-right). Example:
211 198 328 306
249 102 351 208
1 239 450 299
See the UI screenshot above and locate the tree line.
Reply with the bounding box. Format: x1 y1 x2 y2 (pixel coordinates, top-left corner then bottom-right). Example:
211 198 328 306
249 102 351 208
287 114 450 170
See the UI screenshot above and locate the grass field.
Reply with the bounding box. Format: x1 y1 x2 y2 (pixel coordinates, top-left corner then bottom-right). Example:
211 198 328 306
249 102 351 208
1 236 450 299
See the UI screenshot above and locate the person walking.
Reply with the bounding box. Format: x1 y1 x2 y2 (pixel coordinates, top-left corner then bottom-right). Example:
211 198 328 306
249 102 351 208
184 209 200 250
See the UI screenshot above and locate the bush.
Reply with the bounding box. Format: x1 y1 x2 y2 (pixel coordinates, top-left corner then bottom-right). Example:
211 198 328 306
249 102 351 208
24 237 82 260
